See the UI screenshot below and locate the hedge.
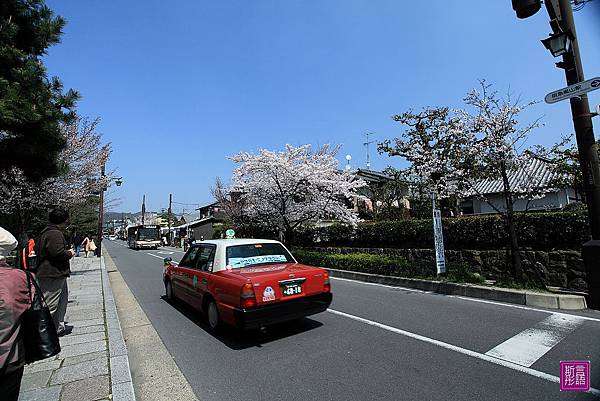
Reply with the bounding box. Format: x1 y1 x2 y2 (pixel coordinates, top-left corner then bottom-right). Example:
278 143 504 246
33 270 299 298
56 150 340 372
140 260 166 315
294 211 589 250
293 249 485 284
293 249 417 276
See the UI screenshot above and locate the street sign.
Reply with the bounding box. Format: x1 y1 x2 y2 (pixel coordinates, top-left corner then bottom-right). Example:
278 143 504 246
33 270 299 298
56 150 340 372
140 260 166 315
433 209 446 274
545 77 600 104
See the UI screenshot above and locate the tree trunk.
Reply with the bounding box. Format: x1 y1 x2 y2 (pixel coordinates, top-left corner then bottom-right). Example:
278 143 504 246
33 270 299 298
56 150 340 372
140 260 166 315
500 162 523 281
283 226 295 248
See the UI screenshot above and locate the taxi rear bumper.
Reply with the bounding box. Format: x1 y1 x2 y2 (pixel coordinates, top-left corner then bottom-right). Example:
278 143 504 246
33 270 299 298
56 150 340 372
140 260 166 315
233 292 332 330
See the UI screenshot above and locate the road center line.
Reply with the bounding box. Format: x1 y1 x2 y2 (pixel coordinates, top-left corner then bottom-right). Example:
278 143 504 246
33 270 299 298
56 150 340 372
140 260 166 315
485 314 583 367
327 308 600 397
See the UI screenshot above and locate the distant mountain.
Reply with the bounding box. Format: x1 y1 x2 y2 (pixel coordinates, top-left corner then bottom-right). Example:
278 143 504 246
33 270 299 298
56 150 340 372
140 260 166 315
104 212 141 222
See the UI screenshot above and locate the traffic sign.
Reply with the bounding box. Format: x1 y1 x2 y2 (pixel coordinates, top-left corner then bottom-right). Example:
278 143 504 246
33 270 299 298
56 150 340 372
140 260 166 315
545 77 600 104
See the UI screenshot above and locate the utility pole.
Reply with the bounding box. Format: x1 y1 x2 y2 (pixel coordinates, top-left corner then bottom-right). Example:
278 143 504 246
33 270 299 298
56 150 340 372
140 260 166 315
168 193 172 246
551 0 600 308
550 0 600 238
512 0 600 307
141 194 146 225
97 163 106 257
363 132 375 169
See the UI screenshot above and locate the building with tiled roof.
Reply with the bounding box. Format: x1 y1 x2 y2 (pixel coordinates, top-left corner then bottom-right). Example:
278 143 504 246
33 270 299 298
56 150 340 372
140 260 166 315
460 153 579 214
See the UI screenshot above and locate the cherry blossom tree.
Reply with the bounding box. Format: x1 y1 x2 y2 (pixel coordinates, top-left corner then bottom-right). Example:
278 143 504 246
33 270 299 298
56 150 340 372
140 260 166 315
379 82 549 280
0 117 112 234
459 82 544 280
378 106 471 216
225 144 364 245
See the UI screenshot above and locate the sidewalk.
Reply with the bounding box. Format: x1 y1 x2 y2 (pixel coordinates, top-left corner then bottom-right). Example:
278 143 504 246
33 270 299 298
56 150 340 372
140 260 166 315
18 256 136 401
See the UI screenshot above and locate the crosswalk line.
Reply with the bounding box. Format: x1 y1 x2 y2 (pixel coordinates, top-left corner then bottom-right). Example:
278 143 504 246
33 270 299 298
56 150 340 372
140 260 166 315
485 314 584 367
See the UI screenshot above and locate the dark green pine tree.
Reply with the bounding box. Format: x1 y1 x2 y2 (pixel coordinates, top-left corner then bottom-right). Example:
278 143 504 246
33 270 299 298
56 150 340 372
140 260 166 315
0 0 79 181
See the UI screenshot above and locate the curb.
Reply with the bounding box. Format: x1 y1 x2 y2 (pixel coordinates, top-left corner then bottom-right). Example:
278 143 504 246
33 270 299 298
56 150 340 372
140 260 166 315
101 256 136 401
327 268 588 310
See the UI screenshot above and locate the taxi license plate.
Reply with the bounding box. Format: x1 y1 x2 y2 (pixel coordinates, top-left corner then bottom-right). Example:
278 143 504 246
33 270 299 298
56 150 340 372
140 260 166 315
282 283 302 296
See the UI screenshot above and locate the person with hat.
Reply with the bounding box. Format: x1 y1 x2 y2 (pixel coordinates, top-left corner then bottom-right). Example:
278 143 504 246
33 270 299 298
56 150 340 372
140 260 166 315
0 226 32 401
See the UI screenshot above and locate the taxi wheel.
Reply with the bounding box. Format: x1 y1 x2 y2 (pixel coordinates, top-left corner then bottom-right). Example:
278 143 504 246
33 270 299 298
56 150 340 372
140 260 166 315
165 280 175 302
207 300 221 332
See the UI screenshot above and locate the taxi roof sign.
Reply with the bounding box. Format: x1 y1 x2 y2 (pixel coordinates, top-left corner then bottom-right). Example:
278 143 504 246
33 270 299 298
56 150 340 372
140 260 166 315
225 229 236 239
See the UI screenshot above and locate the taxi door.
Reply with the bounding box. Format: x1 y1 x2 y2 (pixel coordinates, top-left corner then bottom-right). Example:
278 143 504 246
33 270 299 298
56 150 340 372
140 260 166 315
191 244 217 307
172 246 201 306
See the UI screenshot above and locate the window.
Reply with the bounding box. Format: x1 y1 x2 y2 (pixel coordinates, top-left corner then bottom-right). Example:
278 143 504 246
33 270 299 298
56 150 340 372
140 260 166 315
195 245 216 272
179 246 200 268
225 243 294 268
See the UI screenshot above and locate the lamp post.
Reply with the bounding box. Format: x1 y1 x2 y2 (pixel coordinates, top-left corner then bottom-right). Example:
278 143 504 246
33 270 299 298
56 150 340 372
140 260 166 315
96 165 123 257
512 0 600 307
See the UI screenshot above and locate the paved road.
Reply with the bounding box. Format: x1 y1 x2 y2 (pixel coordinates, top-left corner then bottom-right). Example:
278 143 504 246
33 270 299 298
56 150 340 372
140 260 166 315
105 241 600 401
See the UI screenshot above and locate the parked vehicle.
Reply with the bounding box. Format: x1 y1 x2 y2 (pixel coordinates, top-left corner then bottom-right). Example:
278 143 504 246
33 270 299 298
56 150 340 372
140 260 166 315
163 239 332 331
127 225 161 249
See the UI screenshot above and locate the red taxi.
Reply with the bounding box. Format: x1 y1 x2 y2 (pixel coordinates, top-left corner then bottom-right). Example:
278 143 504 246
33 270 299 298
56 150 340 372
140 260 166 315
163 239 332 331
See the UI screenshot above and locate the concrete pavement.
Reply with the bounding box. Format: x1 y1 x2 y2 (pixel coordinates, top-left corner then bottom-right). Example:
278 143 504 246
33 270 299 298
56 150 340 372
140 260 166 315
18 256 135 401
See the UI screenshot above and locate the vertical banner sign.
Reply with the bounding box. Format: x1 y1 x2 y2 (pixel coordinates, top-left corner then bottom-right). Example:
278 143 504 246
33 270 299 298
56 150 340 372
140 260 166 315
433 207 446 274
433 209 446 274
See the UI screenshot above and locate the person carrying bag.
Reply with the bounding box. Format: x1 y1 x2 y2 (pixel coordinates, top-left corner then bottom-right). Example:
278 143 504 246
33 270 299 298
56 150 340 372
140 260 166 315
21 270 61 363
0 226 59 401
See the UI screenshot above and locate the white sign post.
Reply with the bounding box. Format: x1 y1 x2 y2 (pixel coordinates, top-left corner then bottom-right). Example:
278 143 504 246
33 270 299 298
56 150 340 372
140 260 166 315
544 77 600 104
432 193 446 275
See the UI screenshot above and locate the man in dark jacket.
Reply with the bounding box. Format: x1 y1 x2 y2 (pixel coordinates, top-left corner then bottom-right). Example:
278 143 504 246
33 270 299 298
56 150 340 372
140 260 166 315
72 232 83 257
37 208 74 336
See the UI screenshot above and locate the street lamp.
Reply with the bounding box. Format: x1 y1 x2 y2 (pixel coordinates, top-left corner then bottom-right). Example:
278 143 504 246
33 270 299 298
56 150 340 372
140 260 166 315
97 168 124 257
511 0 541 19
541 31 572 57
345 154 352 170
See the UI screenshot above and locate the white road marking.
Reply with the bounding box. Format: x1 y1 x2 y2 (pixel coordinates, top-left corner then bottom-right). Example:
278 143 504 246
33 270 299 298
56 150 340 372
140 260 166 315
146 253 165 260
157 251 174 255
332 277 432 294
327 309 600 397
453 296 600 324
330 276 600 324
485 314 584 367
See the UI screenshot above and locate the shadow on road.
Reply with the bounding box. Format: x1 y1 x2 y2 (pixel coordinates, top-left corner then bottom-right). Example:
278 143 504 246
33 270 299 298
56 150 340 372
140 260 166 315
161 295 324 350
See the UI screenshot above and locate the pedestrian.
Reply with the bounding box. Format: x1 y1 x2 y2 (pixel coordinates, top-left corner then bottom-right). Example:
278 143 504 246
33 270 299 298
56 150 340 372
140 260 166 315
187 234 195 249
72 232 83 257
81 235 90 257
89 236 97 257
0 226 33 401
36 208 75 337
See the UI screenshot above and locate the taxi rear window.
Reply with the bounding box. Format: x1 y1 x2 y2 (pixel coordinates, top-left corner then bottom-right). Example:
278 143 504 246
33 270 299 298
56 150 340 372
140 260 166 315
226 243 294 268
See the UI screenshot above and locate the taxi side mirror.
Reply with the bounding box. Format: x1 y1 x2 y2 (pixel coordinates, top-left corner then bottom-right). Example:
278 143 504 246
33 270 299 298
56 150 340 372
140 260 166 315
163 257 172 266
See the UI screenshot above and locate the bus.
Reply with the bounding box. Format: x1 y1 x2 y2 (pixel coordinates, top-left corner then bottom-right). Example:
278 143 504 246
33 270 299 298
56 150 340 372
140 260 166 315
127 224 161 250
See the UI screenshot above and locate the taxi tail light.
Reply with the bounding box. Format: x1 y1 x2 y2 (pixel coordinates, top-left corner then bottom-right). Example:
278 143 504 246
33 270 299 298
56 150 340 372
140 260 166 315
323 271 331 292
240 283 257 309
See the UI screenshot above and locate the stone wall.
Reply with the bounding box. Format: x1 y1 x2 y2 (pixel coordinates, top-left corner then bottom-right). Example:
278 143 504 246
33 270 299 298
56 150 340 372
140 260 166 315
302 247 586 291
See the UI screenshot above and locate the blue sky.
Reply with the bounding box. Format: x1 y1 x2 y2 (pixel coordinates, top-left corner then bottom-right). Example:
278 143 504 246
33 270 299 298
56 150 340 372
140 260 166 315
44 0 600 214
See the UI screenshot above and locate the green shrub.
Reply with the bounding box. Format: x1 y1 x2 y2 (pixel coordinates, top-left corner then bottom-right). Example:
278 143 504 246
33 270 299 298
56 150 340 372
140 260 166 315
296 211 589 250
293 249 486 284
293 249 421 276
443 262 485 284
